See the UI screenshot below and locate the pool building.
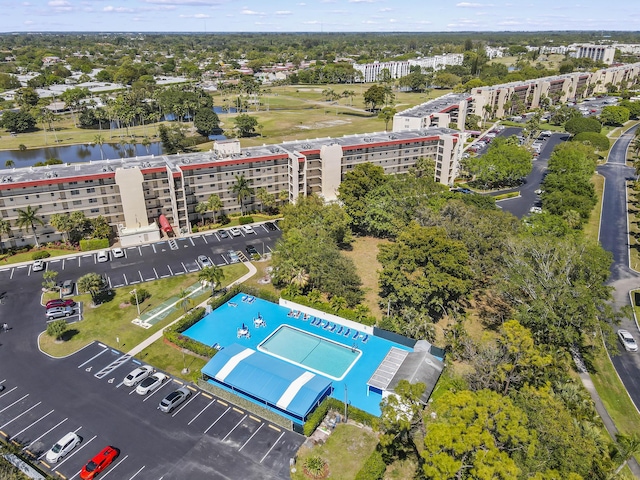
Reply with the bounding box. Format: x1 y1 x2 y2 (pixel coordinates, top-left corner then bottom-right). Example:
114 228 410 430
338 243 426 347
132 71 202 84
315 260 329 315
183 293 444 429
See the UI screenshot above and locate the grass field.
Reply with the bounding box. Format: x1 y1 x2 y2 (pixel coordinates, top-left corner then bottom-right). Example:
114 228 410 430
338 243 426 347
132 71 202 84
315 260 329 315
0 246 80 265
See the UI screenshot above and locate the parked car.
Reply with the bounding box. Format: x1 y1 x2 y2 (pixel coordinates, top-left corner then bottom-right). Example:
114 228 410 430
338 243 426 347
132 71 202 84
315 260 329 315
46 299 76 310
197 255 212 268
241 225 255 234
618 329 638 352
46 306 74 320
158 387 192 413
46 432 81 464
136 372 168 395
96 250 109 263
80 446 119 480
123 365 154 387
217 229 229 239
245 245 259 257
227 249 240 264
61 280 74 296
529 206 543 214
264 222 277 231
112 248 125 259
229 227 241 237
32 260 45 272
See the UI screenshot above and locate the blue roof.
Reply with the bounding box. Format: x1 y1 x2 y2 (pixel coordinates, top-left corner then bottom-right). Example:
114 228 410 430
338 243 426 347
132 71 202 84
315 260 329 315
202 343 332 420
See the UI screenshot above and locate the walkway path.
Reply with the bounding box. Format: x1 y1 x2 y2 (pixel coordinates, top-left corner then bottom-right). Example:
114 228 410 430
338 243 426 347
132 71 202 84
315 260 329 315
126 260 257 357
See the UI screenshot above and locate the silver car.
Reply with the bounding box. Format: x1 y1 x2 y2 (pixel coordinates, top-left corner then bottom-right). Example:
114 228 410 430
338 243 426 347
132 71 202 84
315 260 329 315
123 365 154 387
618 329 638 352
45 432 81 463
158 387 192 413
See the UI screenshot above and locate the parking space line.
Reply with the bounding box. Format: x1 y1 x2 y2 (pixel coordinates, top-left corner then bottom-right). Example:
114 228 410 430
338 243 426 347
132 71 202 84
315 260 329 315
153 268 158 279
188 399 215 425
189 238 195 246
0 386 17 398
107 276 112 289
123 273 128 285
260 431 285 463
1 401 42 429
128 465 146 479
12 409 54 439
217 400 228 407
172 392 199 417
181 262 187 273
201 393 213 400
221 414 247 442
204 406 230 434
24 418 67 450
202 236 208 244
142 383 171 402
232 407 243 414
167 265 173 276
10 268 14 279
138 246 142 256
268 424 281 432
139 271 144 282
0 394 29 414
77 348 108 368
239 423 264 452
249 415 261 422
152 243 157 253
55 434 96 469
98 454 129 480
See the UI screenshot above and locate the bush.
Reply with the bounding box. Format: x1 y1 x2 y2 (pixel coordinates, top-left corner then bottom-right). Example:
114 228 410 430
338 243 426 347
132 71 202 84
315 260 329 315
46 319 68 340
572 132 610 151
130 288 150 305
79 238 109 252
303 397 378 436
164 307 218 357
238 216 254 225
32 250 51 260
355 450 386 480
564 116 601 135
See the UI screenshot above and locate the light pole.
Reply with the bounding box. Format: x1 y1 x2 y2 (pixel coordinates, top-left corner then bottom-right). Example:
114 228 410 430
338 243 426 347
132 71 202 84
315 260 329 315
130 289 141 318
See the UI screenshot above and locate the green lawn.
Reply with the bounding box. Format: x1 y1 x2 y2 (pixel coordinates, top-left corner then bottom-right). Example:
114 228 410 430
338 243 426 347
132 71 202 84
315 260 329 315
137 339 208 384
291 424 378 480
0 246 80 265
39 262 249 356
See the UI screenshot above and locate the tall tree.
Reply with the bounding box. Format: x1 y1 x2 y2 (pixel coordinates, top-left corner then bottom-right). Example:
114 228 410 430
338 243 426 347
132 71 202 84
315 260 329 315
0 217 11 249
77 272 107 305
49 213 74 242
378 106 396 131
198 265 225 295
16 206 45 247
230 174 252 215
207 194 223 224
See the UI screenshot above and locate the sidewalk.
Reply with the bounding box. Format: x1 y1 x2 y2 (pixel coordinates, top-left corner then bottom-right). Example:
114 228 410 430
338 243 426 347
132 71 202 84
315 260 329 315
126 260 257 357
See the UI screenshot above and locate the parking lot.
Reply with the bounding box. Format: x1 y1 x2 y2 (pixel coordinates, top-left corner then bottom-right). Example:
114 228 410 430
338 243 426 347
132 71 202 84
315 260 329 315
0 342 302 480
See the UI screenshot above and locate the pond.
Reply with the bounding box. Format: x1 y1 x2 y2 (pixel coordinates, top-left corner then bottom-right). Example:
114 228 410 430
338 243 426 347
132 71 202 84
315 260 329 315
0 142 164 170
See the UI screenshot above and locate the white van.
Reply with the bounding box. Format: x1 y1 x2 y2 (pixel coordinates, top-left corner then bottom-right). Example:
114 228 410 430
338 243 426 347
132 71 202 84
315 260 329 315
46 432 81 463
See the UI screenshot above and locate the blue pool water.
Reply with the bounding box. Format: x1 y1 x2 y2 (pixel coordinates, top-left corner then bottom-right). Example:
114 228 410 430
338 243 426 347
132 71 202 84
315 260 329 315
259 325 361 380
183 293 412 416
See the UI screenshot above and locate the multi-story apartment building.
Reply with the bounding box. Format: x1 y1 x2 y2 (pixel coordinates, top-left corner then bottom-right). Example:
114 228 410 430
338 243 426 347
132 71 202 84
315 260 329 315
572 44 616 65
0 129 461 247
408 54 464 71
392 93 476 132
353 54 463 83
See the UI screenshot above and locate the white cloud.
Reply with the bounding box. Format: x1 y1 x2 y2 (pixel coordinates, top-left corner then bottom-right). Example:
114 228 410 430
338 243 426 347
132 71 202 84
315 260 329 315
302 20 321 24
379 7 392 11
275 10 292 15
47 0 72 11
24 19 34 24
141 0 221 5
241 8 265 15
179 13 210 17
103 5 135 12
350 0 374 3
456 2 492 7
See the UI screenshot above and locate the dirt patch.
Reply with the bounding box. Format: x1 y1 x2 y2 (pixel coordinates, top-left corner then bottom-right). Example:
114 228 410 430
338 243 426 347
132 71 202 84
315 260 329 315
297 119 351 130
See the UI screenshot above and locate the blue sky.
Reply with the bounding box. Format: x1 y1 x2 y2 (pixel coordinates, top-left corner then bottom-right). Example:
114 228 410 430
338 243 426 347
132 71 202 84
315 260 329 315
0 0 636 33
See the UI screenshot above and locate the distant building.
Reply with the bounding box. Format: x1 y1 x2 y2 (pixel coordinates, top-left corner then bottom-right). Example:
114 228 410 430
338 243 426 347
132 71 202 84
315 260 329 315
573 44 616 65
408 54 464 71
354 54 463 83
42 56 61 66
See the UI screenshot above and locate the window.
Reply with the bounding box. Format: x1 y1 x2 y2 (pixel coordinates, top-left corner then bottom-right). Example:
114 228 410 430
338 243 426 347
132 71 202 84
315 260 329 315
70 190 80 195
90 208 99 213
87 188 95 193
89 198 97 204
72 200 82 206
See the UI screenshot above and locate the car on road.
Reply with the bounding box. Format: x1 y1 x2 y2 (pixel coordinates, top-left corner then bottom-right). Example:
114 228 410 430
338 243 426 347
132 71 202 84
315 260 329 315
136 372 168 395
61 280 74 296
112 248 125 258
96 250 109 263
264 222 277 231
227 249 240 264
534 189 544 195
618 329 638 352
197 255 212 268
158 387 192 413
241 225 255 234
245 245 259 257
46 298 76 310
217 229 229 239
46 432 81 464
45 306 74 320
229 227 241 237
80 446 119 480
32 260 45 272
123 365 154 387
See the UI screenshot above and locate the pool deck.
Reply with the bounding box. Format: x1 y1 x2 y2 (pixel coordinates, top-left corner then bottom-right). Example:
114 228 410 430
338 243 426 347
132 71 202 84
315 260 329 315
183 293 413 417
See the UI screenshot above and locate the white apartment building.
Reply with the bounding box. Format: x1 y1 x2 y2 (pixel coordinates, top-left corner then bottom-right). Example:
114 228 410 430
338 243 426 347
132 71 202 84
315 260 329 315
408 54 463 71
573 44 616 65
0 129 462 247
353 61 410 83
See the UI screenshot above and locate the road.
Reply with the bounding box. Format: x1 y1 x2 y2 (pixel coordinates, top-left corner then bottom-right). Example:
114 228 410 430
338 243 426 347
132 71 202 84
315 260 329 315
0 224 303 480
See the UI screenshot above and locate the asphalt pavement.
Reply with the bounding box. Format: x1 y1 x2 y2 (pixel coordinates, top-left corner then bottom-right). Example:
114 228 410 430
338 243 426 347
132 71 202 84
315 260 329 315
0 223 302 480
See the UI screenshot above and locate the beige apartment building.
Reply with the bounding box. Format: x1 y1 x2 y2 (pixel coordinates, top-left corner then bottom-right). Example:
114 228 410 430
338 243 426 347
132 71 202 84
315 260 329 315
0 128 461 247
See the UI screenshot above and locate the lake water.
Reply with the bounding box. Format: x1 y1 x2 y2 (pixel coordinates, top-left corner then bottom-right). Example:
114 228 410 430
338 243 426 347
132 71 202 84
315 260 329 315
0 142 164 170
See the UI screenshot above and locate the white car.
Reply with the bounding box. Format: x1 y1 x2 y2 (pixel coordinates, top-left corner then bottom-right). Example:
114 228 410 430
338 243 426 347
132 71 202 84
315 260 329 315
529 206 543 214
97 250 109 263
197 255 213 268
229 227 241 237
32 260 45 272
136 372 168 395
112 248 125 259
46 432 81 464
123 365 154 387
241 225 255 234
618 329 638 352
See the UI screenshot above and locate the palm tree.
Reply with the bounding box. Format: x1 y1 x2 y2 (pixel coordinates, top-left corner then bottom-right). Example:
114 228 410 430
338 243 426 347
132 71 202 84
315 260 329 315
49 213 74 242
632 137 640 159
207 194 223 224
230 174 252 215
291 267 310 290
77 272 106 305
5 160 14 168
178 289 191 313
612 434 640 476
330 296 347 313
198 265 225 295
0 217 11 250
93 134 105 160
16 206 45 247
195 202 209 225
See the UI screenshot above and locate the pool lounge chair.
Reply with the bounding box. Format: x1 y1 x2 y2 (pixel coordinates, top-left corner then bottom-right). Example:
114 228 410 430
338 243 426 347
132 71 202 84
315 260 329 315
312 318 321 326
303 313 310 321
353 331 360 339
343 328 351 337
241 295 248 302
361 334 369 343
328 324 336 332
293 311 301 318
336 326 343 335
227 302 238 307
247 296 256 304
323 322 332 330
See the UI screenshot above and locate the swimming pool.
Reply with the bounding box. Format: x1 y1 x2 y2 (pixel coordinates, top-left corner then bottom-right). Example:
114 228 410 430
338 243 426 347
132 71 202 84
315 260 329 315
258 325 361 381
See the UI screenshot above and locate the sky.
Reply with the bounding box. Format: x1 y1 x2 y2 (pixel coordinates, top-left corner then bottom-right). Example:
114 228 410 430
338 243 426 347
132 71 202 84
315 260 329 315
0 0 637 33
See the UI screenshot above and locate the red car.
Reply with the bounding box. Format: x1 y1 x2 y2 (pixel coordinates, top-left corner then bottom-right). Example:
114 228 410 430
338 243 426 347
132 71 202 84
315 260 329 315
80 446 119 479
46 299 76 310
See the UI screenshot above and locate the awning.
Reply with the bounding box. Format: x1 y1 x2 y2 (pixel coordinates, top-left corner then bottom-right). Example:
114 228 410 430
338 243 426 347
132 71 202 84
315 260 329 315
158 214 172 233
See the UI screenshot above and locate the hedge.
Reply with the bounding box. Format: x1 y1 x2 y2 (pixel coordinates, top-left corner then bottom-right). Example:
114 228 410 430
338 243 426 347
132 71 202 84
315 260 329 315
163 307 217 357
303 397 379 436
32 250 51 260
572 132 610 151
238 216 254 225
79 238 109 252
281 292 376 326
354 450 386 480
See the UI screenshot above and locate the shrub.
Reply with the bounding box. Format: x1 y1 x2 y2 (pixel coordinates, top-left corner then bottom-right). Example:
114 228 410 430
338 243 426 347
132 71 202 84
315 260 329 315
572 132 610 151
164 307 218 357
46 319 67 340
303 397 379 436
130 288 150 305
564 116 601 135
238 216 254 225
32 250 51 260
303 456 328 479
79 238 109 251
355 450 386 480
